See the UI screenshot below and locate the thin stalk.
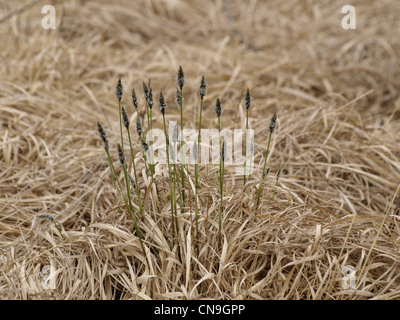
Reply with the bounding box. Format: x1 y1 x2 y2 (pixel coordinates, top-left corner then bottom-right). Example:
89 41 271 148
272 166 281 200
126 129 144 218
255 112 277 207
218 117 223 248
149 106 154 176
214 98 223 247
118 143 146 256
172 154 180 231
244 108 249 185
122 160 146 256
255 131 272 206
119 101 124 150
97 122 124 193
116 78 124 150
193 141 199 242
197 98 203 157
134 110 149 176
179 87 185 205
248 137 254 182
162 113 177 237
244 89 251 185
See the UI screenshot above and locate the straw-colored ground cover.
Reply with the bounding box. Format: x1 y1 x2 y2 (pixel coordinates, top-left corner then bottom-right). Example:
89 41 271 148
1 0 400 299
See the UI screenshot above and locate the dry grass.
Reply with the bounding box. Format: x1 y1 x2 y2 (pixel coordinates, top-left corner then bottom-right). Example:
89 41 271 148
1 0 400 300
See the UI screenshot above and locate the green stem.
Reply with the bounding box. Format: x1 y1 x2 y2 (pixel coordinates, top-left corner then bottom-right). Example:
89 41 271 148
122 161 146 256
244 109 248 185
105 147 125 195
218 116 223 248
127 129 144 218
119 101 124 150
163 115 177 237
135 109 149 176
194 160 199 242
180 88 185 206
194 97 203 243
256 131 273 207
172 160 180 232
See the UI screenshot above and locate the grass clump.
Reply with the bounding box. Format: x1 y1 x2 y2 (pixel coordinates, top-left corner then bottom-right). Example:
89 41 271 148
96 71 279 256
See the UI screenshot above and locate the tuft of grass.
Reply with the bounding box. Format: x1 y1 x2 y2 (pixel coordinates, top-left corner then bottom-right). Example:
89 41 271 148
121 105 144 219
117 143 146 256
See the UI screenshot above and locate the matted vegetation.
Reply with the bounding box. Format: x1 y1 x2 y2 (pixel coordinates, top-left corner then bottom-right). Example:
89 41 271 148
1 0 400 300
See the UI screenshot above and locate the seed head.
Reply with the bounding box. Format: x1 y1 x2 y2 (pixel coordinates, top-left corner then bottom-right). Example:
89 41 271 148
38 214 54 221
136 116 142 137
262 167 270 179
121 106 130 129
147 87 154 109
221 141 226 162
132 88 138 109
176 88 182 106
199 76 207 99
215 98 222 117
117 143 125 164
141 140 149 152
142 81 149 100
159 92 166 116
176 65 185 90
245 88 252 110
116 78 123 102
128 174 136 189
269 112 277 133
97 121 109 148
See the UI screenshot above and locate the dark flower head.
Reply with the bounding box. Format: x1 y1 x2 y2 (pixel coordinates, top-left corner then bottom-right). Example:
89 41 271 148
117 143 125 164
97 121 108 148
215 98 222 117
142 81 149 100
141 140 149 152
132 88 138 109
147 87 153 109
262 167 270 179
159 92 166 116
176 88 182 106
136 116 142 137
128 174 136 189
116 78 123 102
199 76 207 99
177 65 185 90
245 88 251 110
269 112 277 133
121 106 130 129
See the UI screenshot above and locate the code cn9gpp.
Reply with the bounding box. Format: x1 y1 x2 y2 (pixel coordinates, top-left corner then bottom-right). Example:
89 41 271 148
198 304 245 315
